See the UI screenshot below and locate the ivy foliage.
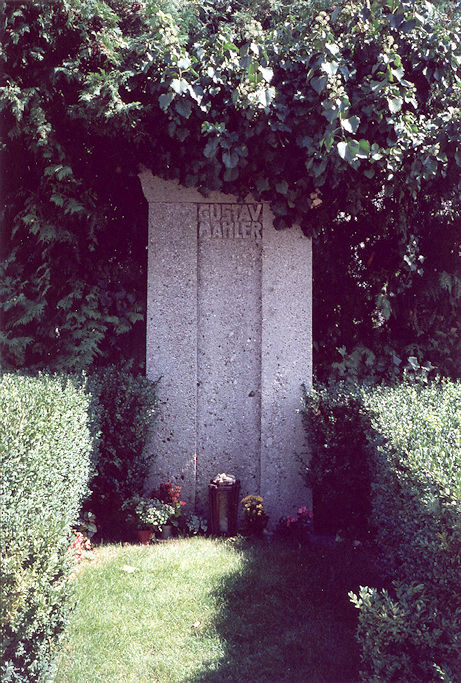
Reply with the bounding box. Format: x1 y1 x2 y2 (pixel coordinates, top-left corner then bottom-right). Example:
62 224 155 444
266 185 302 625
1 0 460 373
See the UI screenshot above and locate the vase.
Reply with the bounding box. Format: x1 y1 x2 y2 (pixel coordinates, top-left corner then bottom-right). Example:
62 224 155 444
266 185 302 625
160 524 174 540
137 529 154 545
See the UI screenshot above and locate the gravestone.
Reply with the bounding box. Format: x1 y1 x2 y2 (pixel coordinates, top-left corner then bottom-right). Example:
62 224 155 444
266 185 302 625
139 170 312 523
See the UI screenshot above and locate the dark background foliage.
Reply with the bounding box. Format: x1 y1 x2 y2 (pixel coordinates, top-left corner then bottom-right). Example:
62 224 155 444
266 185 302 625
1 0 460 378
84 366 158 539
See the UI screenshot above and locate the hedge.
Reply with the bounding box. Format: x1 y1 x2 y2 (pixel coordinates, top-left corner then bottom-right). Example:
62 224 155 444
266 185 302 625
351 379 461 681
303 379 460 680
0 373 93 682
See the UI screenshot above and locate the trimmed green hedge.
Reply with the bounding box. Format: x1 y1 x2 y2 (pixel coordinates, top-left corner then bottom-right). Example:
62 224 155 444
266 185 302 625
0 373 93 682
351 379 461 681
302 379 460 680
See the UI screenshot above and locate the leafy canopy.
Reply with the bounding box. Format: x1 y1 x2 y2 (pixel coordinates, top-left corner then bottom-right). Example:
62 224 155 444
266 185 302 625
1 0 460 373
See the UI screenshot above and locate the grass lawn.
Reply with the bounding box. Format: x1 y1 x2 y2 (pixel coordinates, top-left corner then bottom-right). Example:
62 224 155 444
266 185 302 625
56 536 380 682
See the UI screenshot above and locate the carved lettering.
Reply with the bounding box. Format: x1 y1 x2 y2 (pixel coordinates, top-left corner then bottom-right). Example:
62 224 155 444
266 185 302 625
221 221 233 238
239 205 251 222
251 222 262 239
199 221 211 238
197 203 263 240
211 222 222 238
249 204 262 221
210 205 221 221
198 205 210 221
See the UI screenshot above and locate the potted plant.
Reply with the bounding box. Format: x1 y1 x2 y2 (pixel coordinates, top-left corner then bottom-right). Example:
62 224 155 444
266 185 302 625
152 482 186 538
275 506 313 542
122 495 173 544
240 495 269 537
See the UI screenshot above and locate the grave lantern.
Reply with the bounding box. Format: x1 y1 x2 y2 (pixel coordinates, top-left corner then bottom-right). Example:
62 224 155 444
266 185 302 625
209 473 240 536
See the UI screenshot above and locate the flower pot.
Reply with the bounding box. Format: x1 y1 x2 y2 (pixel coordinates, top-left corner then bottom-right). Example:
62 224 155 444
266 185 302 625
245 516 268 538
137 529 154 545
160 524 174 540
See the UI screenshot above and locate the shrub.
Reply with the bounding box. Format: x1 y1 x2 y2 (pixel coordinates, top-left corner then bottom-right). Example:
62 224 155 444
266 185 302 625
84 367 158 538
0 373 93 682
301 384 372 538
350 379 461 681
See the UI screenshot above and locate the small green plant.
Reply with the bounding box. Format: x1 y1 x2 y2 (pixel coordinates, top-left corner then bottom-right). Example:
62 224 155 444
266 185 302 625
122 496 173 532
185 514 208 536
75 511 98 539
240 495 269 535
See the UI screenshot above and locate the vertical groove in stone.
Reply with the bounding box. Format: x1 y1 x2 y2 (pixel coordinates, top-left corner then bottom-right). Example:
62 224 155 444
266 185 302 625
194 203 200 511
257 219 263 497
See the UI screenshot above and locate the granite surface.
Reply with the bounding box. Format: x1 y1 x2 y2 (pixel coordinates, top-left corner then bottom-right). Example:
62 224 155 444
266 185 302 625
140 171 312 523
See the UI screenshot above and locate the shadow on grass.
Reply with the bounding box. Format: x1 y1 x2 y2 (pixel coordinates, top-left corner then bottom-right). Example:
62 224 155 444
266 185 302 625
186 536 383 683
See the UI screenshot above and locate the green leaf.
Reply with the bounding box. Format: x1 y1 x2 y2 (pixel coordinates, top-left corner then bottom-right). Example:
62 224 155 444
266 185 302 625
337 140 360 163
175 99 192 119
341 116 360 134
171 78 189 95
222 151 239 169
321 61 339 76
387 96 403 114
357 139 370 159
400 19 416 33
159 92 174 110
257 87 275 107
50 193 65 207
255 176 269 193
56 166 73 181
391 66 404 81
310 76 328 94
177 57 191 70
323 105 339 123
204 139 218 159
325 43 340 56
258 66 273 82
222 41 238 53
65 198 85 215
337 141 348 160
276 180 288 195
223 167 239 181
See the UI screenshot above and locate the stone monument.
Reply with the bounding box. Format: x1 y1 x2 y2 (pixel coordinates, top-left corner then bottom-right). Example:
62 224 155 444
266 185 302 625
139 170 312 523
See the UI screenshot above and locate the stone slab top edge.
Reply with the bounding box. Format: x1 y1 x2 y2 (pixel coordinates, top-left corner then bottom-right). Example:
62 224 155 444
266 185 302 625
139 167 261 205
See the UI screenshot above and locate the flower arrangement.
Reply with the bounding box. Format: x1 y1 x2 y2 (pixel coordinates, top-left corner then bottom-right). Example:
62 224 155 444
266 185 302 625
276 506 313 541
240 495 269 536
152 482 186 529
122 495 173 532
